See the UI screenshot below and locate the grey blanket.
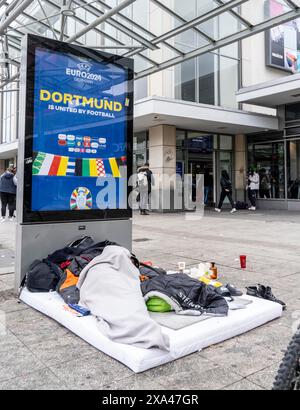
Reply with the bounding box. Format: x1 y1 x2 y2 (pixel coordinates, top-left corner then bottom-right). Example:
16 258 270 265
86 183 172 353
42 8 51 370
77 246 170 350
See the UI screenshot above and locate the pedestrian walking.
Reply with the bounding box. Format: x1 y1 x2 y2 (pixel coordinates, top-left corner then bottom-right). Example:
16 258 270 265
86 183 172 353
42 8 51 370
137 165 150 215
144 162 154 210
0 165 17 222
215 170 237 214
248 168 260 211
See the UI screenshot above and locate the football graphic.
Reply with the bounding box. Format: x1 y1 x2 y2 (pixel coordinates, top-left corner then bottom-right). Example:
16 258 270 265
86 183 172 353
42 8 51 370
70 187 92 210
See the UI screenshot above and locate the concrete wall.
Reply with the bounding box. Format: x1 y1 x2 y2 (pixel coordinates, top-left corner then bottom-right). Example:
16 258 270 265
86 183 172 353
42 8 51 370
149 125 178 212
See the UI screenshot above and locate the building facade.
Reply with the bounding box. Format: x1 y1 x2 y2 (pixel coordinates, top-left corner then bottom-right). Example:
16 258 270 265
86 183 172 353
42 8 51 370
1 0 300 210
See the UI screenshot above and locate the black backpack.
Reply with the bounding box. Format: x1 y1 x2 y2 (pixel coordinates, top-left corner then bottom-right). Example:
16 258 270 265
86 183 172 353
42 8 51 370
236 201 249 210
23 260 62 293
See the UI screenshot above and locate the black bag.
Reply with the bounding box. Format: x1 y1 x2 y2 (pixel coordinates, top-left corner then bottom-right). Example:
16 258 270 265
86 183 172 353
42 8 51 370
25 260 61 293
236 201 248 210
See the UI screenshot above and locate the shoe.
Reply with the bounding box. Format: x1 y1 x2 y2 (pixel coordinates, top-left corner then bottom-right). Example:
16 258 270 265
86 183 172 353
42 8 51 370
246 284 286 309
248 206 256 211
8 217 14 222
230 208 237 214
246 285 263 299
0 217 5 223
215 208 221 213
226 283 243 297
215 286 233 301
260 285 286 310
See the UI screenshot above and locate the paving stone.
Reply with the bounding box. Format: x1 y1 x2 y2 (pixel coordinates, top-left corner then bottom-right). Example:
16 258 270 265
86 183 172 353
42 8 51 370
0 344 44 382
27 334 98 366
199 337 282 378
0 273 14 287
223 379 264 390
223 320 293 354
157 365 242 390
0 368 67 390
49 352 133 390
144 353 241 390
0 279 13 292
0 329 24 352
3 307 71 345
247 362 281 390
0 298 29 314
103 373 165 390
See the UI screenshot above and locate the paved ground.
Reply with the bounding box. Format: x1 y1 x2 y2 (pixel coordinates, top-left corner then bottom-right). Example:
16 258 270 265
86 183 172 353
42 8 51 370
0 209 299 390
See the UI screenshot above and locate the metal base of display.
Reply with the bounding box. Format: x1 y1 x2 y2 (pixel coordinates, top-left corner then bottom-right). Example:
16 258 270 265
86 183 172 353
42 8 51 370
15 219 132 290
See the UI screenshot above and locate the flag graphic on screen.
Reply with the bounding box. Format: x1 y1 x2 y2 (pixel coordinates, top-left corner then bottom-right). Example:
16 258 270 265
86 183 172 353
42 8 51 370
96 159 105 177
66 159 76 176
32 152 126 177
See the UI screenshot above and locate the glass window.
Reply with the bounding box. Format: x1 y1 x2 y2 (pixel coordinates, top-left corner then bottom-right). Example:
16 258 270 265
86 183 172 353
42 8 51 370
220 135 233 150
286 103 300 122
174 0 197 21
198 53 216 105
248 141 285 199
287 140 300 199
135 78 148 101
176 130 186 150
219 56 239 108
219 151 233 177
133 132 148 171
175 59 196 102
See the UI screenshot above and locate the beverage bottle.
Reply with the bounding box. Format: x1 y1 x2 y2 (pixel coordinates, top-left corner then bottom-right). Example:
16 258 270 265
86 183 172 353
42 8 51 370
210 262 218 280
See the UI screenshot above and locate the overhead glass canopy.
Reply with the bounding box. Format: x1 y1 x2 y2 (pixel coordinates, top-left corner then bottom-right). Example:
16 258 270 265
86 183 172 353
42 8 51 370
1 0 300 83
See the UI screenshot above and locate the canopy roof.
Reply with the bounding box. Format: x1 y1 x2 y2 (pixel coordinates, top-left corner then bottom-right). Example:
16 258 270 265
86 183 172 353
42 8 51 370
1 0 300 85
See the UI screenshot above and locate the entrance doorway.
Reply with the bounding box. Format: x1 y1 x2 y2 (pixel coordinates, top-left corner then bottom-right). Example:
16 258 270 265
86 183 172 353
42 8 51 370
189 154 214 204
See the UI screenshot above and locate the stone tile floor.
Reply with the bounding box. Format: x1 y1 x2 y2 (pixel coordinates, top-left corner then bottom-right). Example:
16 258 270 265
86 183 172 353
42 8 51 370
0 209 300 390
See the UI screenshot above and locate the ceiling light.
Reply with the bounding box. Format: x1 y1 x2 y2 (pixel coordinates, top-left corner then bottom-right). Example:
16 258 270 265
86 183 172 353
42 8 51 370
61 5 75 17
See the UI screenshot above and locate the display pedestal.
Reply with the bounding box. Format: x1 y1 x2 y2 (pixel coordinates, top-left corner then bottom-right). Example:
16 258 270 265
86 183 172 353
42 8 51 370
15 219 132 290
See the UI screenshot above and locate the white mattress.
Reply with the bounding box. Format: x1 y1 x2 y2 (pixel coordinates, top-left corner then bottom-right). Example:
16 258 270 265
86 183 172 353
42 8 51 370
20 288 282 373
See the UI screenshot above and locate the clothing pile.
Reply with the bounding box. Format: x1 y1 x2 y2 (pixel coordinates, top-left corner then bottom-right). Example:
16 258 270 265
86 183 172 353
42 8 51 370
23 237 261 349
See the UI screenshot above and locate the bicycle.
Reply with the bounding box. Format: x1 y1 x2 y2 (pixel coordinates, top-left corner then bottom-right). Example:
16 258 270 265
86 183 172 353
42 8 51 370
273 326 300 390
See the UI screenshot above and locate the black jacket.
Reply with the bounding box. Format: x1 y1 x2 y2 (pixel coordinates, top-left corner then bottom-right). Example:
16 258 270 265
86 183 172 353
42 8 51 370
220 176 232 192
141 273 228 316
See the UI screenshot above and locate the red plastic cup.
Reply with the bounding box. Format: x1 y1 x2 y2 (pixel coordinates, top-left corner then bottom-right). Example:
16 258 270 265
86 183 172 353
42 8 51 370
240 255 247 269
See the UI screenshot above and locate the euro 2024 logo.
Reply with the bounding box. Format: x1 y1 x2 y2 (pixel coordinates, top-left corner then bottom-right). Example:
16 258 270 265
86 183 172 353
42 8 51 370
77 62 92 72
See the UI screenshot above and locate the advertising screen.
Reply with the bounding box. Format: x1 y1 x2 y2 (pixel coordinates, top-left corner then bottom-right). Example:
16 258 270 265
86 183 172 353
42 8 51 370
265 0 300 73
22 35 133 223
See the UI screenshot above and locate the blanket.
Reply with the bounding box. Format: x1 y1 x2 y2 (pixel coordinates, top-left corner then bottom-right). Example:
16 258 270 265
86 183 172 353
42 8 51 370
77 246 170 350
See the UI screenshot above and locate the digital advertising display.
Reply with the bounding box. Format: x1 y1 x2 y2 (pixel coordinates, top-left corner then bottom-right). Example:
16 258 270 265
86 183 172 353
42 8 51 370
22 35 133 223
265 0 300 73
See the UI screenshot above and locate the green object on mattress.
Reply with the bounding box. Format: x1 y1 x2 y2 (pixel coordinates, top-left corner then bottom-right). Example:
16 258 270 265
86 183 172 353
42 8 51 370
146 296 172 312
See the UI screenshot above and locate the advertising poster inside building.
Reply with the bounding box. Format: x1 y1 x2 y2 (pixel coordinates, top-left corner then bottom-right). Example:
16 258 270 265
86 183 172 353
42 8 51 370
31 44 131 213
266 0 300 73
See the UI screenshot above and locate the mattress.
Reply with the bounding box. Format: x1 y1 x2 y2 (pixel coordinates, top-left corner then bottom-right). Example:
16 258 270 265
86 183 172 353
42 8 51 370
20 288 282 373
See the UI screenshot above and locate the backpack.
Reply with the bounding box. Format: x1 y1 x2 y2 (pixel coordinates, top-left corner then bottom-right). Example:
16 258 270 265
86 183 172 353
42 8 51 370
24 260 62 293
236 201 249 210
137 171 148 187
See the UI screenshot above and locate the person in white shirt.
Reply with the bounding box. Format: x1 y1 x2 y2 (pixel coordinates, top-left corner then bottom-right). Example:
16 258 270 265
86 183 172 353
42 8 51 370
247 169 260 211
